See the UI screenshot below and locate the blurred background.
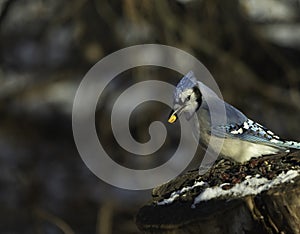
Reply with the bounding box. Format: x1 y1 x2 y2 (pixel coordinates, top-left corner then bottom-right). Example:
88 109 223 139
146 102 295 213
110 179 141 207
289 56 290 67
1 0 300 233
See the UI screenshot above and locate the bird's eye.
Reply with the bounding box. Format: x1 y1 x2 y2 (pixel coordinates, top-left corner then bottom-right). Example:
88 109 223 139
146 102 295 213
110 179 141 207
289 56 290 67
186 95 191 101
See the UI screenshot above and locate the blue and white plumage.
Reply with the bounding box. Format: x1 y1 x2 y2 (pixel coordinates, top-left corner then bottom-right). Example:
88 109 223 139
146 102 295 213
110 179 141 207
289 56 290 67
168 71 300 162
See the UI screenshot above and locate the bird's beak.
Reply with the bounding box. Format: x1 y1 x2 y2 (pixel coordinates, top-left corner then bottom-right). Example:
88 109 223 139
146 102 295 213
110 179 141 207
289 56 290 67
168 104 186 124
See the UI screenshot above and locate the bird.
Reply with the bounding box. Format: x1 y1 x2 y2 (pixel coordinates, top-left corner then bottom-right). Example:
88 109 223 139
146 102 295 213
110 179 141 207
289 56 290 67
168 71 300 163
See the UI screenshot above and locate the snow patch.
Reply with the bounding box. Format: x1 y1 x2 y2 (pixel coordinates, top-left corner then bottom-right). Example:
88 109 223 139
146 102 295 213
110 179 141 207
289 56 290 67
156 192 180 205
157 181 207 205
192 170 299 208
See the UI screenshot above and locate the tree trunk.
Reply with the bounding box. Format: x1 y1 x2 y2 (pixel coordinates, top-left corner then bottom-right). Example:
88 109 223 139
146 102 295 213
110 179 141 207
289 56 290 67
136 151 300 234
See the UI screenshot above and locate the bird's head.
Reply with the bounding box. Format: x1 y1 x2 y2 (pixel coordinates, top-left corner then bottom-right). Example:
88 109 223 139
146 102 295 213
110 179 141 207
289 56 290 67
168 72 202 123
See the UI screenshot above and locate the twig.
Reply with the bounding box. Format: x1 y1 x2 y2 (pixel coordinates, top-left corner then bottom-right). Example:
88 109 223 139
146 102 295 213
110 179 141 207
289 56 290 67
35 208 75 234
96 202 114 234
0 0 16 27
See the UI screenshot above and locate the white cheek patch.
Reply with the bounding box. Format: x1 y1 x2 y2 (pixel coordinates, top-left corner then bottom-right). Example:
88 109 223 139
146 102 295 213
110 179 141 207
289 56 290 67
180 95 185 103
179 89 193 103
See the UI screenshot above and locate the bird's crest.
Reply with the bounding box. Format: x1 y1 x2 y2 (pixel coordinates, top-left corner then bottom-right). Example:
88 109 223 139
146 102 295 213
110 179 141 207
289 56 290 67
173 71 197 102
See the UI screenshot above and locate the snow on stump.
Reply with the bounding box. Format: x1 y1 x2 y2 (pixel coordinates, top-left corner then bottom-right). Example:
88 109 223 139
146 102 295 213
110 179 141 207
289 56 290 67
136 151 300 234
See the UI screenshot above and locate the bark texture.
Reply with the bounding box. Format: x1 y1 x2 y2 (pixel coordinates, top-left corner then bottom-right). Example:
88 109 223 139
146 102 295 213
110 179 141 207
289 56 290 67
136 151 300 234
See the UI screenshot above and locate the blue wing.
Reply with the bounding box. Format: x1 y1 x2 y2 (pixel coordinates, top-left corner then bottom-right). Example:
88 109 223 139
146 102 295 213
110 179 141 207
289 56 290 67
212 119 289 150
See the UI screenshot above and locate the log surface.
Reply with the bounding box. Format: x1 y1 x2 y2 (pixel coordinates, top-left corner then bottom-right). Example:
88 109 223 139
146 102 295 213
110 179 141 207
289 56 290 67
136 151 300 234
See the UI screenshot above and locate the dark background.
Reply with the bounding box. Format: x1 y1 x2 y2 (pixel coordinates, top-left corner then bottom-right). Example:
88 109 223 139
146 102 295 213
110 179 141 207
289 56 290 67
0 0 300 233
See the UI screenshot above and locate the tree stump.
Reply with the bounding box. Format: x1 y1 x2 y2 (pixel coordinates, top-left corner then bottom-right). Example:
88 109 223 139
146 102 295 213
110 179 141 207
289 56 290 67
136 151 300 234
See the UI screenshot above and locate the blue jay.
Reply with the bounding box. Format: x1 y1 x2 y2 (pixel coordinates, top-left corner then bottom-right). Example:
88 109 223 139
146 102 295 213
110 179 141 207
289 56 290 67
168 71 300 163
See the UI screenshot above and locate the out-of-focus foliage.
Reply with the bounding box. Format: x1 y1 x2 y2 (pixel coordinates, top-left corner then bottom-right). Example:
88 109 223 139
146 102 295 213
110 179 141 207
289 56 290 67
0 0 299 233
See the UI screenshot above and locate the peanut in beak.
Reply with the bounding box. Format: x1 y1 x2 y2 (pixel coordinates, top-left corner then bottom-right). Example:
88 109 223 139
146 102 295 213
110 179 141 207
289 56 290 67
168 113 177 123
